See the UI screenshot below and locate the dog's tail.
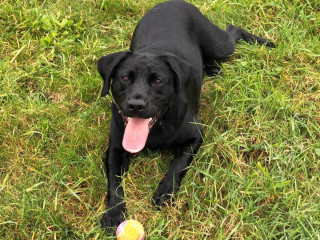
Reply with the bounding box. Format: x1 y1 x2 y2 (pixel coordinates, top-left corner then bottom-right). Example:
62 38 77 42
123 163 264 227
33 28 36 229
226 24 275 48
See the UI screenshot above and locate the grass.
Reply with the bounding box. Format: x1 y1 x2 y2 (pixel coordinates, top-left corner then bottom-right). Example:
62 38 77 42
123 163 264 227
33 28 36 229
0 0 319 239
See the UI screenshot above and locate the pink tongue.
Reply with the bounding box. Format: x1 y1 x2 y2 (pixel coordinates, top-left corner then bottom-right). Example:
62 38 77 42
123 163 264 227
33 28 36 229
122 117 150 153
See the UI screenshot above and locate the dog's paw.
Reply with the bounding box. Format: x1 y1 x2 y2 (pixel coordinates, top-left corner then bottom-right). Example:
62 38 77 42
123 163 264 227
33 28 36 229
101 205 126 233
152 182 179 208
152 192 173 208
266 40 276 48
204 65 221 76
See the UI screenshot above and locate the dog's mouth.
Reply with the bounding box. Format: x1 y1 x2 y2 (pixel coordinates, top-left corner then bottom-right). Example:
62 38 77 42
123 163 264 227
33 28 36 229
122 115 159 129
122 115 159 153
114 100 160 153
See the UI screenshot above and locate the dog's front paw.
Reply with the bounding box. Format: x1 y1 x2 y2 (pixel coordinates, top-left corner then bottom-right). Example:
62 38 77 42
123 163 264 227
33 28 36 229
152 181 179 208
101 204 126 233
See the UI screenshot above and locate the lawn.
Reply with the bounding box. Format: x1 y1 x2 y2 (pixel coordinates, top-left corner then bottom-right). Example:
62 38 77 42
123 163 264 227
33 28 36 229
0 0 319 239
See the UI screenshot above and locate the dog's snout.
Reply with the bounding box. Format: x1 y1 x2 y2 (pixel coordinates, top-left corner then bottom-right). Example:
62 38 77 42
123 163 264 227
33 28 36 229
127 99 146 112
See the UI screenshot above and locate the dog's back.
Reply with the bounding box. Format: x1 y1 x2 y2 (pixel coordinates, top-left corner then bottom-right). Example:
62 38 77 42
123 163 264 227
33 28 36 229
130 1 203 66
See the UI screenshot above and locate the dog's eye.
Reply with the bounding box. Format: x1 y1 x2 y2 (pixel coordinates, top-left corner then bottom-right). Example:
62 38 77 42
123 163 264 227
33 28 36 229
121 76 129 82
154 79 163 85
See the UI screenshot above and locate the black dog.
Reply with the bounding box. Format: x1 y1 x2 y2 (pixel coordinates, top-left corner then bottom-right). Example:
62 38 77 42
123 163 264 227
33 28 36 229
97 0 274 230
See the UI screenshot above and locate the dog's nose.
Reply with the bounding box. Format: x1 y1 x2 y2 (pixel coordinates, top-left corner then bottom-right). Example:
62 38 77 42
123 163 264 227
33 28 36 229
127 99 146 112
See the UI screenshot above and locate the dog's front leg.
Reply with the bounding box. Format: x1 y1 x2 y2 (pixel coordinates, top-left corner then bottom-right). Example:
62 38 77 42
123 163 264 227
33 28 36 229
101 147 129 230
152 133 203 208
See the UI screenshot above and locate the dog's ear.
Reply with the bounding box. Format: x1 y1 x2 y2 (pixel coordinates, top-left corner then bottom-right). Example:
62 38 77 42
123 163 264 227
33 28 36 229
97 51 131 96
163 53 191 103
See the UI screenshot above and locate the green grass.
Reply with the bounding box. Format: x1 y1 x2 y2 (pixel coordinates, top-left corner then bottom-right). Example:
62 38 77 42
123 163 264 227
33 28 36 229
1 0 320 239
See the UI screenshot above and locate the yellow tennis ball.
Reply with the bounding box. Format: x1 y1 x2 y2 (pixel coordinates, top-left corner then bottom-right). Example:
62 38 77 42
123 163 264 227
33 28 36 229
116 220 145 240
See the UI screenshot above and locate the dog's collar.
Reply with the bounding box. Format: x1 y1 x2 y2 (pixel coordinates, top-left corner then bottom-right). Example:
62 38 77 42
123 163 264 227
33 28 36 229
113 99 128 125
112 99 122 114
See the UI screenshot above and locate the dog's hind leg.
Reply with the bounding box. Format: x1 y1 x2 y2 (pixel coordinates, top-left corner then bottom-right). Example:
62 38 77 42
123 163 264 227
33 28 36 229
197 17 274 75
226 24 275 48
197 19 237 76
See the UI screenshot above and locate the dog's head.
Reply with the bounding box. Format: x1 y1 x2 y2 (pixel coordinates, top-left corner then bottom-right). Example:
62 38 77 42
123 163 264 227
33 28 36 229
97 51 190 153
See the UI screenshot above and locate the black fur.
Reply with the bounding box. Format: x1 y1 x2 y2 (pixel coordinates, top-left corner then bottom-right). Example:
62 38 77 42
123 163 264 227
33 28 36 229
97 0 274 231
